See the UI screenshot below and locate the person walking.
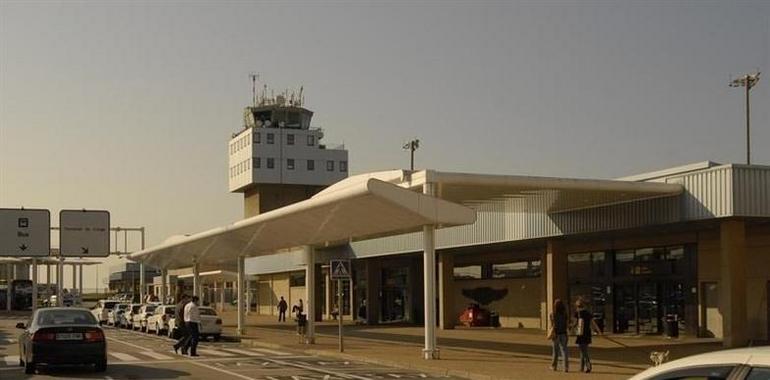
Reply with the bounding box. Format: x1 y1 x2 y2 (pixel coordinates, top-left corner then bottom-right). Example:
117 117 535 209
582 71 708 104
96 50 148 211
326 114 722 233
173 294 190 355
574 299 601 373
184 295 202 357
277 296 288 322
548 299 569 372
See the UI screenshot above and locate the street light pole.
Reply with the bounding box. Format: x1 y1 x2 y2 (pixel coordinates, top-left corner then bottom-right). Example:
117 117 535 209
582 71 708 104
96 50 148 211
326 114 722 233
402 139 420 171
730 72 760 165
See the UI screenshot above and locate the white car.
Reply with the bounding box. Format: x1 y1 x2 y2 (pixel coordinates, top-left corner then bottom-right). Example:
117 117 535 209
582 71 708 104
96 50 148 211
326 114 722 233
167 306 222 341
132 304 157 332
629 346 770 380
146 305 176 335
91 300 119 325
124 304 142 329
107 304 130 326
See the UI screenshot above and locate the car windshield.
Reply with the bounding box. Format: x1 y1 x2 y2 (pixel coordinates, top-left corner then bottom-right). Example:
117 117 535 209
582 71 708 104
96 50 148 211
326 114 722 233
37 310 96 326
131 305 141 313
200 308 217 316
117 304 129 310
103 301 118 309
144 305 156 312
165 308 175 315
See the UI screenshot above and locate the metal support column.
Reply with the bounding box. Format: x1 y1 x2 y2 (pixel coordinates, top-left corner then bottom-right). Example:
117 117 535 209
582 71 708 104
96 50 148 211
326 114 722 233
161 269 168 304
192 260 200 297
46 264 51 286
237 256 246 336
71 264 77 290
139 262 146 303
57 256 64 306
304 246 315 344
78 264 83 297
5 264 12 311
324 271 332 320
32 259 38 312
422 182 439 359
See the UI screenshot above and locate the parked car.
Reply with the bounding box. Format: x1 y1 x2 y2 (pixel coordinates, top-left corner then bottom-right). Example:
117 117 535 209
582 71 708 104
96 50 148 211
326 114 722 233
107 304 130 326
17 307 107 374
132 304 157 332
91 300 119 325
146 305 176 335
124 303 143 329
629 346 770 380
167 306 222 341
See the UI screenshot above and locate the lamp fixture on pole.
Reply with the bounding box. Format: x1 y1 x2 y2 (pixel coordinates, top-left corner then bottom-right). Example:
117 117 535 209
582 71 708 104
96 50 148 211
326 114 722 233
729 71 760 165
403 139 420 171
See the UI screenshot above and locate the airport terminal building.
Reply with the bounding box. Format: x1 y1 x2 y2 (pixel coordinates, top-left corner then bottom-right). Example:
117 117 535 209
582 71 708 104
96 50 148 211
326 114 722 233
245 162 770 347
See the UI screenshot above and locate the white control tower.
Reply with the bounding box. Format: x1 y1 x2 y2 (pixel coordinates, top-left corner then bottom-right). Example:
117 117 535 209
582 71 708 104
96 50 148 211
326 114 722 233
228 86 348 217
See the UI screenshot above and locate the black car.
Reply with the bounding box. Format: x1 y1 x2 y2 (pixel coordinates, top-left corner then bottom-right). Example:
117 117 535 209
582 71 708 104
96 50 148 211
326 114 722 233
17 307 107 374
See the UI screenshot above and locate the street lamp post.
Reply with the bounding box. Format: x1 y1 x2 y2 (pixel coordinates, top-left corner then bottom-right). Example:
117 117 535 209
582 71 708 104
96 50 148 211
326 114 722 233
730 72 760 165
403 139 420 171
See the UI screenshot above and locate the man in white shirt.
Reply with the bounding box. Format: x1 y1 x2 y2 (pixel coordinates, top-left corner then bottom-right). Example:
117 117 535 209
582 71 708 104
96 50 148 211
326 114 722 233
183 295 201 356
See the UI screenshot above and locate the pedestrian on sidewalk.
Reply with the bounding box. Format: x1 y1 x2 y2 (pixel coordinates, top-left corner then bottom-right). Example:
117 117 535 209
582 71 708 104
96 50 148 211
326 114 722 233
184 295 202 357
173 294 191 355
573 299 601 373
548 299 569 372
277 296 288 322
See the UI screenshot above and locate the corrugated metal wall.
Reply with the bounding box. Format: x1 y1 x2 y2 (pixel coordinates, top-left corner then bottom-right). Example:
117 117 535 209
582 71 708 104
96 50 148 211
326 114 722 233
732 165 770 217
248 164 770 272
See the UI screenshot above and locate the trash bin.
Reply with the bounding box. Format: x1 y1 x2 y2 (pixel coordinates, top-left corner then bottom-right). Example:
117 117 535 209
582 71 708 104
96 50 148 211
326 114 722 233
664 314 679 338
489 312 500 328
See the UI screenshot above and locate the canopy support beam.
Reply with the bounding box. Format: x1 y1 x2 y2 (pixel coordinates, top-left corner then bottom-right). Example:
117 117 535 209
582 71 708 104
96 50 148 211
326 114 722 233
139 262 146 303
422 182 439 360
304 246 316 344
161 269 168 304
5 263 12 311
78 264 84 299
237 255 245 336
192 259 200 297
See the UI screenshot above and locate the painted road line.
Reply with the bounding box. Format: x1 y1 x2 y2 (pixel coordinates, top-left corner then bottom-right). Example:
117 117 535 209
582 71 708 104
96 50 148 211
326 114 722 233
137 351 173 360
197 348 235 357
264 358 373 380
3 355 19 366
251 347 291 356
109 352 141 362
221 348 265 356
189 360 257 380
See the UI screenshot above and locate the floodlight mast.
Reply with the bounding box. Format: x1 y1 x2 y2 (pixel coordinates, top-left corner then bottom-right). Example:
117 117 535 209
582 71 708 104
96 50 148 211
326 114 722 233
730 72 760 165
403 139 420 171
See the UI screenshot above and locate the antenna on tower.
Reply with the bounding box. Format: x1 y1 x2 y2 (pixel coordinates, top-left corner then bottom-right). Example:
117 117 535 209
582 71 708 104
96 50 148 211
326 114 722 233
249 72 259 106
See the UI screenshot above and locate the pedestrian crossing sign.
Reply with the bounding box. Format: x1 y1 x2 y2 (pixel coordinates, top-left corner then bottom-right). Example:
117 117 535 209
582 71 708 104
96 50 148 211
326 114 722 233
330 259 351 279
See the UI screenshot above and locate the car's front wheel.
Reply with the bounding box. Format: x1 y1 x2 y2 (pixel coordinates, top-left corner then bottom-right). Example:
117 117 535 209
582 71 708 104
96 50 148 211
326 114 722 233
24 360 35 374
94 359 107 372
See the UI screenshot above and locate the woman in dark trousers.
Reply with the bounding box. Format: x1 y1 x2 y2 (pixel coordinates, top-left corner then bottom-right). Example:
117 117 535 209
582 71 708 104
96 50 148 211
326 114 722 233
173 294 190 354
573 299 601 373
549 299 569 372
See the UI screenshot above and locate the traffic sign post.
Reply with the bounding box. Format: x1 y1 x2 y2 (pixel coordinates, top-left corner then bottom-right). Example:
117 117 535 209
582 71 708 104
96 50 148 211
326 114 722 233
330 259 351 352
0 208 51 257
59 210 110 257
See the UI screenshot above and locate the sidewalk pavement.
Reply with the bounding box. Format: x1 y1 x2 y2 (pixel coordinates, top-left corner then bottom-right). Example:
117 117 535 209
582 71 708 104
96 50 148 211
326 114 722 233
220 312 724 380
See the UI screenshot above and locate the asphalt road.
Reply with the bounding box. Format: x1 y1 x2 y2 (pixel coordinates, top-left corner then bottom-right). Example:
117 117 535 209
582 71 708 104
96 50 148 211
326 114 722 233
0 313 460 380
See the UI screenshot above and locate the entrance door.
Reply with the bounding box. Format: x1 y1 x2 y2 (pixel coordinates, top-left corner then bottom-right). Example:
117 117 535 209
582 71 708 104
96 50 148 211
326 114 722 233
381 267 408 323
614 284 637 334
638 282 660 334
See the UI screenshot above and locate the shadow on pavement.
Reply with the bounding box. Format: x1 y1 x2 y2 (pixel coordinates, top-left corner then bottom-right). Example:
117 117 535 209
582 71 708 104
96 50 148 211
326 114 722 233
33 364 190 378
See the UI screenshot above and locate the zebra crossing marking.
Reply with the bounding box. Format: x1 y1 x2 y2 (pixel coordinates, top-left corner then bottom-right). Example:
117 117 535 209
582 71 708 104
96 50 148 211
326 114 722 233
137 351 173 360
3 355 19 366
109 352 141 361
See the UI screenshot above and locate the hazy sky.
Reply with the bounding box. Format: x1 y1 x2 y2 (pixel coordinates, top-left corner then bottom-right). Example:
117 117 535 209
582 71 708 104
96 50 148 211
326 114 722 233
1 1 768 288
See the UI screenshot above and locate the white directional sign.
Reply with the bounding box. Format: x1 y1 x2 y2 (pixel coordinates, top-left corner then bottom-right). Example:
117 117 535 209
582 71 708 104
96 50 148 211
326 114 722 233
60 209 110 257
330 259 351 280
0 208 51 257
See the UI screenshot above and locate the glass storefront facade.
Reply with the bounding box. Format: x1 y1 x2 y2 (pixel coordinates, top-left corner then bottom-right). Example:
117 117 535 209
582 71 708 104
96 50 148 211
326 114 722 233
568 245 697 335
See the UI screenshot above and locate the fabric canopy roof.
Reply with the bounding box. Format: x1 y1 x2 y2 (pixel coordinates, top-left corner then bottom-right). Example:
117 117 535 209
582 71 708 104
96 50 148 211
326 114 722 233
129 178 476 269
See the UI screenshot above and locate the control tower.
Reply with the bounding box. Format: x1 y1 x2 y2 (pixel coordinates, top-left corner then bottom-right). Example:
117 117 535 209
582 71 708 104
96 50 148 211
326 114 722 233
228 86 348 217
